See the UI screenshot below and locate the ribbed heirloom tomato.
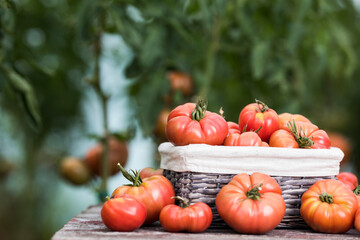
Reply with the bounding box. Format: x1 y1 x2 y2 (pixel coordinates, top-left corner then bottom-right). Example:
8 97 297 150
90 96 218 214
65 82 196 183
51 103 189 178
269 121 331 149
139 167 163 179
111 164 175 225
239 99 280 142
300 179 358 233
216 172 286 234
159 197 212 233
101 194 147 232
166 100 228 146
337 172 358 190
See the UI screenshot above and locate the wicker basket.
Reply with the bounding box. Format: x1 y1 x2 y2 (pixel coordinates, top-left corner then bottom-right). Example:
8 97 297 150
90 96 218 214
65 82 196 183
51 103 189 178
159 142 344 229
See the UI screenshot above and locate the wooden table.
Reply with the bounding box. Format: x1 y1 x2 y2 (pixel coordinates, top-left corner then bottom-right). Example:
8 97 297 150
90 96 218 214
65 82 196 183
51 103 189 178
52 205 359 240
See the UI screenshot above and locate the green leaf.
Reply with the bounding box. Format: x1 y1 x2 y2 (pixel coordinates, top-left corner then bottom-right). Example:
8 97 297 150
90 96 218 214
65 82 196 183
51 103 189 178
2 66 42 129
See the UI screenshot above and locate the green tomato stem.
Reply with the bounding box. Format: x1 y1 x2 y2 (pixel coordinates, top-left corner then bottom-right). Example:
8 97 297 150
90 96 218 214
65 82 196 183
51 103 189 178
246 183 263 201
319 193 333 204
172 196 189 208
191 98 207 121
255 99 269 113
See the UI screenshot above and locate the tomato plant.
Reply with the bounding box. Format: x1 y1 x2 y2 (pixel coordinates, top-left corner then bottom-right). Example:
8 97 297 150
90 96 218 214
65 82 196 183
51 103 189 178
337 172 358 190
239 99 280 142
101 194 147 231
166 100 228 146
159 197 212 233
300 179 358 233
216 172 286 234
139 167 163 179
84 137 128 176
111 164 175 225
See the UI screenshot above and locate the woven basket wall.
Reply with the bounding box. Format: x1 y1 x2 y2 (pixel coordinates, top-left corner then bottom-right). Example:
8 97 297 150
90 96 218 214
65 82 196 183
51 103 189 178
163 169 335 229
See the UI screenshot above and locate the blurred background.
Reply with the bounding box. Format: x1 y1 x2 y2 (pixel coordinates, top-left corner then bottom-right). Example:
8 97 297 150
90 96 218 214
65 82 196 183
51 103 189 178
1 0 360 239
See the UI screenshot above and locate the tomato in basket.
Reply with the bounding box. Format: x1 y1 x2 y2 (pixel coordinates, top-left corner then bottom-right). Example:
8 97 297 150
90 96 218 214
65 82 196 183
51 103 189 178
337 172 358 190
239 99 280 142
166 99 228 146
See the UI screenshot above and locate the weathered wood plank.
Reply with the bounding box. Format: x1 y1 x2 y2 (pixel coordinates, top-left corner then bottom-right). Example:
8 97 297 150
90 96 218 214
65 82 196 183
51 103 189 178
51 205 359 240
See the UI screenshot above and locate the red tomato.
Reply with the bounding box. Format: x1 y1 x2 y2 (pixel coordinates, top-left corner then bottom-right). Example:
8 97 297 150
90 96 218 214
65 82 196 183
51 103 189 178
355 208 360 233
269 121 331 149
216 172 286 234
261 141 269 147
139 167 163 179
84 137 128 176
111 165 175 225
101 194 147 231
166 101 228 146
224 132 262 146
160 197 212 233
300 179 358 233
227 121 241 136
269 129 298 148
278 113 311 130
337 172 358 190
239 99 280 142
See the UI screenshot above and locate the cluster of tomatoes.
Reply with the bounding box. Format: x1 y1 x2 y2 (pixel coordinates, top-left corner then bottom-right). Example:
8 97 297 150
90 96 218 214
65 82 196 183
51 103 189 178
166 99 331 149
59 137 128 186
101 167 360 234
101 166 214 233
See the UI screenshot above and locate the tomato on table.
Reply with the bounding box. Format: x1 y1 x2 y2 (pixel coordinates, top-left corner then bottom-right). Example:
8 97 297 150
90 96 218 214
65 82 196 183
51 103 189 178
166 100 228 146
337 172 358 190
216 172 286 234
355 208 360 233
300 179 358 233
160 197 212 233
239 99 280 142
139 167 163 179
101 194 147 231
111 164 175 225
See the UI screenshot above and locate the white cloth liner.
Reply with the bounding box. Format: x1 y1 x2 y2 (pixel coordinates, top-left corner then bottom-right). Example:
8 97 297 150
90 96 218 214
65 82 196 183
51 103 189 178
159 142 344 177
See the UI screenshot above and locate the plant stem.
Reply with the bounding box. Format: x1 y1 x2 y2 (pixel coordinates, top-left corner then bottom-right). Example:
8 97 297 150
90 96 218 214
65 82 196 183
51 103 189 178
92 15 110 202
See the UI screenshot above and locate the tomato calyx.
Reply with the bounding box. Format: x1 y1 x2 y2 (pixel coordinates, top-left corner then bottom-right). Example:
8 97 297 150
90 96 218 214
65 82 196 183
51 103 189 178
287 120 314 148
353 185 360 195
319 193 333 204
191 99 207 121
117 163 142 187
172 196 189 208
246 183 263 201
255 99 269 113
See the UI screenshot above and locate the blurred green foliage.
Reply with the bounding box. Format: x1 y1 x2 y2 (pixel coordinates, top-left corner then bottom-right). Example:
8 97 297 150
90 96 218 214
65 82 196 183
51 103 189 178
1 0 360 239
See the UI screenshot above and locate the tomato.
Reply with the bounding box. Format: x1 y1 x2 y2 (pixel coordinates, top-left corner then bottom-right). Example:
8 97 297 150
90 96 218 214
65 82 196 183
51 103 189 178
111 165 175 225
269 121 331 149
154 109 171 142
227 121 241 136
159 197 212 233
355 208 360 233
239 99 280 142
166 100 228 146
300 179 358 233
84 137 128 176
261 141 269 147
167 71 193 96
353 185 360 208
224 131 262 146
269 129 298 148
59 157 91 185
216 172 286 234
101 194 147 231
139 167 164 179
337 172 358 190
278 113 311 130
327 132 352 165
